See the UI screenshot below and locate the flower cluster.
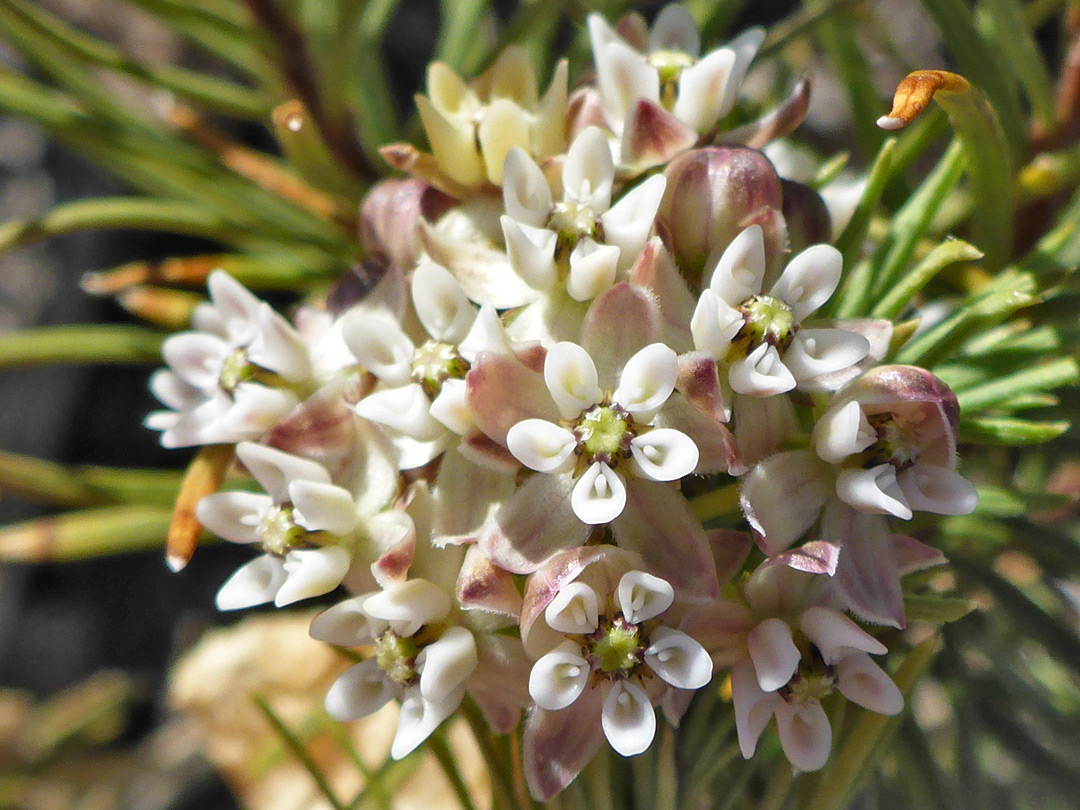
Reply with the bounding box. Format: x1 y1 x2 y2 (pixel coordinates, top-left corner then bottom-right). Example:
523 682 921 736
149 4 977 801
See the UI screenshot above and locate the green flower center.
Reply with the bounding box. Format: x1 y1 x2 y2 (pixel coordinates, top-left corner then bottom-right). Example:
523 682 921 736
219 348 256 393
857 413 920 470
549 200 602 265
741 295 796 346
781 666 837 705
573 403 635 466
412 340 469 398
648 50 695 109
589 618 643 676
374 631 420 686
258 504 304 556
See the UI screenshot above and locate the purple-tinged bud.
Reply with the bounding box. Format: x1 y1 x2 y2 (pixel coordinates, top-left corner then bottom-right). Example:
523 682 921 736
359 178 454 272
658 146 786 287
781 180 832 256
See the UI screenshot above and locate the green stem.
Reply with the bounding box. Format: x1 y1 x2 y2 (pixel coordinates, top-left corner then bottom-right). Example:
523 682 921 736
0 325 164 369
428 730 482 810
0 450 183 507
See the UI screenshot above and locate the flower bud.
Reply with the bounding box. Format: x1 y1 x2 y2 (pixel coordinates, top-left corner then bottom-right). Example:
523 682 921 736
780 180 831 256
359 178 454 272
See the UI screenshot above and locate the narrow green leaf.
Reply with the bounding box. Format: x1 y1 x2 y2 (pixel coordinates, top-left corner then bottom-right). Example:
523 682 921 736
427 730 482 810
833 139 895 271
956 356 1080 411
436 0 492 74
0 506 175 562
977 0 1057 129
871 239 983 319
959 417 1071 445
0 325 164 370
972 485 1072 517
903 593 979 625
0 451 182 508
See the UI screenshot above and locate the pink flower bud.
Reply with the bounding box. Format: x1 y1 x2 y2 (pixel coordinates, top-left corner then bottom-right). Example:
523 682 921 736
359 178 454 272
781 180 831 255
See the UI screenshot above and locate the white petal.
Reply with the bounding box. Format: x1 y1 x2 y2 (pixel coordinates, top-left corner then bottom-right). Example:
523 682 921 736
649 4 700 56
896 464 978 516
356 384 446 442
707 225 765 306
545 581 600 636
672 48 737 133
595 41 660 128
411 261 476 344
363 579 453 637
784 329 870 384
567 238 620 302
562 127 615 212
223 383 299 438
629 428 698 481
602 680 656 757
747 618 800 692
310 595 373 646
289 480 360 535
728 344 796 396
429 378 473 435
195 491 271 544
149 368 201 411
417 626 478 704
248 304 312 383
691 290 743 360
207 270 261 344
544 342 601 419
236 440 331 502
507 419 577 473
775 701 832 772
799 606 887 664
529 641 591 710
215 554 286 611
645 627 712 690
501 215 558 291
600 174 666 270
571 462 627 524
812 400 876 465
834 652 904 715
341 311 414 386
612 343 678 419
325 659 394 721
587 13 622 59
275 546 351 606
162 332 228 391
835 464 913 519
731 659 782 759
502 147 554 227
617 570 674 624
391 686 461 759
769 244 843 322
458 304 513 363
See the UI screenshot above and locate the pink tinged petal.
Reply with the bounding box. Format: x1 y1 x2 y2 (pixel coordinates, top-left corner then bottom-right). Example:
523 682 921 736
835 464 913 519
653 394 737 474
433 450 515 545
410 261 476 344
708 224 766 306
629 428 698 481
650 4 700 55
567 238 620 302
215 554 287 610
580 283 661 390
740 449 830 556
325 659 395 721
236 441 331 503
458 305 513 364
785 329 871 385
195 491 270 544
507 419 577 473
775 700 832 772
673 48 737 133
521 547 619 656
530 642 591 710
356 384 445 442
546 580 601 635
392 685 463 760
288 480 359 535
681 599 755 666
708 529 754 585
207 270 261 342
732 391 797 470
619 99 699 170
368 511 417 587
477 99 531 185
813 400 876 464
731 660 782 759
676 351 730 423
691 289 744 360
729 344 796 396
774 541 841 576
595 41 660 128
310 595 373 646
501 215 558 291
341 311 414 386
799 606 887 665
222 383 299 439
429 378 473 435
630 239 697 352
562 126 614 211
747 618 801 692
600 174 666 271
645 627 712 689
275 546 351 606
479 473 591 574
457 545 523 618
613 478 720 601
834 652 904 715
603 679 656 756
723 76 811 151
896 464 978 516
892 534 946 576
544 342 601 419
248 304 311 383
417 626 478 704
163 332 228 391
502 147 553 227
363 578 453 637
466 352 559 446
613 343 679 419
826 503 905 628
618 570 674 624
523 686 606 801
572 462 628 524
769 244 843 322
468 635 532 733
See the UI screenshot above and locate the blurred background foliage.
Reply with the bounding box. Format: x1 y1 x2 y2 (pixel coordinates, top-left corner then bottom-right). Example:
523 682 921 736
0 0 1078 808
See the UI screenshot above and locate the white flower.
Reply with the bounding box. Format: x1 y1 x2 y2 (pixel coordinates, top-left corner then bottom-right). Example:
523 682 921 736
691 225 870 397
506 341 698 524
500 127 666 302
146 271 312 448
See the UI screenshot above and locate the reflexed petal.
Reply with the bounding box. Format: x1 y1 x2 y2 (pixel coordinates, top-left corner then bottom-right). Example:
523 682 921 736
834 652 904 715
731 660 782 759
617 570 674 624
163 332 228 391
544 342 601 419
207 270 261 343
325 659 394 721
739 449 830 555
529 641 591 710
728 344 796 396
896 464 978 516
488 45 538 106
430 378 473 435
391 685 462 759
523 684 606 801
501 216 558 291
458 305 513 363
416 94 485 188
812 400 876 464
747 618 800 692
602 680 656 756
732 390 796 469
149 368 201 411
275 546 351 606
562 126 614 212
363 578 453 637
708 225 766 306
775 701 832 772
691 289 744 360
309 595 373 646
600 174 666 270
411 261 476 344
478 99 531 185
222 383 299 439
545 581 600 635
826 502 906 628
356 384 446 442
799 606 887 664
248 304 312 382
502 147 553 227
236 441 330 502
571 462 628 524
785 329 870 384
673 48 737 133
426 61 480 120
629 428 698 481
587 13 622 61
650 4 700 55
835 464 913 519
769 244 843 322
289 480 359 535
644 627 712 689
595 41 660 127
341 311 414 386
215 554 286 610
507 419 577 473
418 625 478 704
195 491 270 544
581 283 661 390
620 98 699 170
613 343 678 419
567 238 620 302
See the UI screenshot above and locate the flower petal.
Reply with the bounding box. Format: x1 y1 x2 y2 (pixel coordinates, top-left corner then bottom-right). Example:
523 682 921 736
572 462 628 524
728 344 796 396
467 352 560 446
411 260 476 344
545 580 601 635
275 546 351 606
529 641 591 710
769 244 843 322
544 341 601 419
235 441 331 503
691 289 744 361
207 270 261 343
732 390 797 469
341 311 414 386
602 679 656 757
418 625 478 704
567 238 620 302
221 383 299 440
562 126 614 211
600 174 666 271
617 570 674 624
523 685 605 800
785 328 870 385
594 41 660 130
162 332 228 391
502 147 553 227
645 627 712 689
896 464 978 516
826 502 906 628
708 224 766 306
835 464 913 519
775 700 832 772
799 606 887 664
812 399 876 464
391 685 462 759
731 659 782 759
288 480 359 536
309 595 373 646
195 491 270 544
673 47 737 133
507 419 577 473
501 215 558 291
629 427 699 481
649 4 700 55
478 99 531 185
834 652 904 715
215 554 286 610
429 378 473 435
739 449 830 556
325 659 394 721
248 304 312 383
613 343 679 419
747 617 800 692
363 578 452 637
581 283 661 390
356 384 446 443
